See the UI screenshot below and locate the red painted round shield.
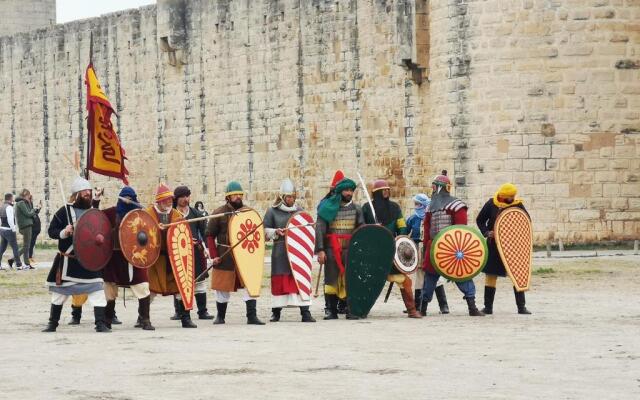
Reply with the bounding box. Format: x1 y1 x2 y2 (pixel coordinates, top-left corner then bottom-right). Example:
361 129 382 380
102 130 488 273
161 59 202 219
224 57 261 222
119 209 161 269
74 208 113 271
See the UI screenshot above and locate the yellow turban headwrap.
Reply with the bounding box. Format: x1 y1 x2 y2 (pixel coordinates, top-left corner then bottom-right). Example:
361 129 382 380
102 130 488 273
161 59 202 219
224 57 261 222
493 183 522 208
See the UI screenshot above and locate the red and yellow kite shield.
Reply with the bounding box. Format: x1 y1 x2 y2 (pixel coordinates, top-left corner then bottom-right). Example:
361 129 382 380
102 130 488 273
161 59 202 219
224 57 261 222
494 207 532 292
228 208 265 297
431 225 488 282
167 222 195 310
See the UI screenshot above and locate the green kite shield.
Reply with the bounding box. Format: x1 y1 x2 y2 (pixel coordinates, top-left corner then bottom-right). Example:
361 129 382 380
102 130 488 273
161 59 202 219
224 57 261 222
430 225 488 282
345 225 395 318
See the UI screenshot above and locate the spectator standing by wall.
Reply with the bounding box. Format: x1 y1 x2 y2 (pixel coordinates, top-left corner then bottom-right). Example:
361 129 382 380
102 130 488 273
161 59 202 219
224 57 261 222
0 193 24 269
29 199 42 264
15 189 39 269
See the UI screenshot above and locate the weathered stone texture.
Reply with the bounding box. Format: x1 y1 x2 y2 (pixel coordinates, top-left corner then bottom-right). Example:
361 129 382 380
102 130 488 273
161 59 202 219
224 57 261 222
0 0 56 37
0 0 638 243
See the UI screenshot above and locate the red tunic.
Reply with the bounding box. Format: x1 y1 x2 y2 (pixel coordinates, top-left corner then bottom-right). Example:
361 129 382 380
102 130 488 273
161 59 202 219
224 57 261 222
422 209 468 274
271 274 299 296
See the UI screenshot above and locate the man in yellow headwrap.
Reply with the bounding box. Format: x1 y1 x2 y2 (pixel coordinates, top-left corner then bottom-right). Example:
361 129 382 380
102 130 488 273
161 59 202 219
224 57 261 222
476 183 531 315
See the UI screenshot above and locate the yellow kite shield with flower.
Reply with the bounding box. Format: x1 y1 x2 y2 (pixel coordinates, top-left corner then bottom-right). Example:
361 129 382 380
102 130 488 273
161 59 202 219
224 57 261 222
167 222 195 310
228 208 265 297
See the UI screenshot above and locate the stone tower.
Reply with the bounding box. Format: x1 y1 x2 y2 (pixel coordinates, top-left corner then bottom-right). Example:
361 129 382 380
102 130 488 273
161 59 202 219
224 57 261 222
0 0 56 37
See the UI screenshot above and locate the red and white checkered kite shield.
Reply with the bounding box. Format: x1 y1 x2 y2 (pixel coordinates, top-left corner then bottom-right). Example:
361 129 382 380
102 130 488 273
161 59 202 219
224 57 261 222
285 211 316 301
494 207 533 292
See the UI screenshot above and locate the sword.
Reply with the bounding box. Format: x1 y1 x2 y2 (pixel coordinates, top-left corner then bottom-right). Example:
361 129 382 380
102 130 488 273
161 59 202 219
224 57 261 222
194 220 265 281
356 172 377 224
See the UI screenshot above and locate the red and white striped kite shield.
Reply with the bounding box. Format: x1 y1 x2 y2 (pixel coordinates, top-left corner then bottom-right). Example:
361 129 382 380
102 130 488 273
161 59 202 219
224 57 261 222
285 211 316 301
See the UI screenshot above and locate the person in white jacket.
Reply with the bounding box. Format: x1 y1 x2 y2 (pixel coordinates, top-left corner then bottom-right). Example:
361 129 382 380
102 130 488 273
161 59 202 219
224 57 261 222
0 193 24 270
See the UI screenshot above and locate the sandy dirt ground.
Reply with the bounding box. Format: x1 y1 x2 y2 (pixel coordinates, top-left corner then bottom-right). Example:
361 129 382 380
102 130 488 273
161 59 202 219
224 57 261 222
0 252 639 399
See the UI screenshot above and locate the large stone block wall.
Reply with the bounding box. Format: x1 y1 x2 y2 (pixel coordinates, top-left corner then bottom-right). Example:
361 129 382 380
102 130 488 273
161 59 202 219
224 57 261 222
0 0 56 37
0 0 638 243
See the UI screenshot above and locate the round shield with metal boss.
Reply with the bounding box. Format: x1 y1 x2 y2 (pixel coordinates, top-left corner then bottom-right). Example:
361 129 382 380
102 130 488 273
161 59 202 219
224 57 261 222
393 236 419 275
119 209 161 269
73 208 113 271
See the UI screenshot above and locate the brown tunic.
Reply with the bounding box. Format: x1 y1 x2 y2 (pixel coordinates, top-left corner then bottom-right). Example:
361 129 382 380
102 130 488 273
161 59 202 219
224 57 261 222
145 206 183 295
206 203 243 292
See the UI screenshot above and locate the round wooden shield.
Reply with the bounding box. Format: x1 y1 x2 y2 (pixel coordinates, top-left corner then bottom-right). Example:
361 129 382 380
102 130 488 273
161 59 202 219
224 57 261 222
285 211 316 301
167 222 195 311
228 208 265 297
346 225 395 318
393 236 419 274
430 225 488 282
73 208 113 271
494 207 532 292
119 209 161 269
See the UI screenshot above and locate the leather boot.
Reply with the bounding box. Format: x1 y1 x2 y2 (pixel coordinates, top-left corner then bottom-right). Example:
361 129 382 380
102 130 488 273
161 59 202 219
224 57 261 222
195 293 214 319
177 300 197 328
300 306 316 322
246 300 265 325
401 279 422 318
400 288 422 318
323 296 330 318
111 312 122 325
104 300 116 329
419 299 428 316
345 301 361 320
214 302 227 325
323 294 338 320
435 285 450 314
270 307 282 322
68 305 82 325
482 286 496 315
514 288 532 315
138 296 155 330
337 299 347 314
170 297 180 320
42 304 63 332
94 307 112 332
465 297 485 316
414 289 422 311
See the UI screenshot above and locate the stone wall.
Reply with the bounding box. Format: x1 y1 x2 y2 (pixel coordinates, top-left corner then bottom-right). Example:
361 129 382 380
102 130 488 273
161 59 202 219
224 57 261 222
0 0 638 244
0 0 56 37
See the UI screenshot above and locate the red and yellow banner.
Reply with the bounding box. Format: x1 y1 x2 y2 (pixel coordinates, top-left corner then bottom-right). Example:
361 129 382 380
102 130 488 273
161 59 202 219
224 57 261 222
85 63 129 184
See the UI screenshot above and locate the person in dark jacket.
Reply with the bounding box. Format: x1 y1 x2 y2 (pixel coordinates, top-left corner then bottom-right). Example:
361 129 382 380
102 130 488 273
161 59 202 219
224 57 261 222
476 183 532 315
14 189 40 269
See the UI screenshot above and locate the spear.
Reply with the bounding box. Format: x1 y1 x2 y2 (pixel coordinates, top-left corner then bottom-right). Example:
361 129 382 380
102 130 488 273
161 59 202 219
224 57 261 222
194 220 265 281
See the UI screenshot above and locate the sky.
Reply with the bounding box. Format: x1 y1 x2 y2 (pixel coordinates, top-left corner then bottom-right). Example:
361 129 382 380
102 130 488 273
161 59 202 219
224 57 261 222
57 0 156 23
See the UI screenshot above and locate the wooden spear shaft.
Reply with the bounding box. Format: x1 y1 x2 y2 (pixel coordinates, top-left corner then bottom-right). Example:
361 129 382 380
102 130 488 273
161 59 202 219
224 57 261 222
194 220 265 282
158 209 250 229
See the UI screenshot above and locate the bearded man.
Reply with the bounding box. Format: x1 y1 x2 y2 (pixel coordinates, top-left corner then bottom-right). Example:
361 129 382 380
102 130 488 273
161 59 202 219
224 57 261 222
315 177 364 320
206 181 265 325
42 176 110 333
